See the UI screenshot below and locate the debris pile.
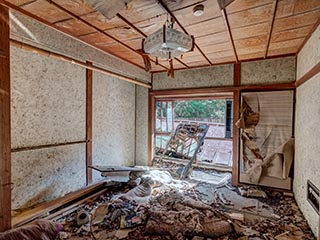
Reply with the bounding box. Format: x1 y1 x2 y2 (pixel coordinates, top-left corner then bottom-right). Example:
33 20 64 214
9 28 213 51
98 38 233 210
53 169 315 240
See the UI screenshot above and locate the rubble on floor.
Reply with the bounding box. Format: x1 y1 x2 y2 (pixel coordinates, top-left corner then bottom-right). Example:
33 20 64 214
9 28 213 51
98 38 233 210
53 168 315 240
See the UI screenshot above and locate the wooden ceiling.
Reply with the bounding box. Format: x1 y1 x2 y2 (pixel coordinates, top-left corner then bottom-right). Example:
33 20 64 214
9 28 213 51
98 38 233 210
5 0 320 72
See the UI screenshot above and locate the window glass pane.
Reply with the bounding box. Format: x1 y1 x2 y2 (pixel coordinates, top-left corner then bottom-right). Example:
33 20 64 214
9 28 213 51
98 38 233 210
156 101 161 132
161 102 167 132
155 135 170 154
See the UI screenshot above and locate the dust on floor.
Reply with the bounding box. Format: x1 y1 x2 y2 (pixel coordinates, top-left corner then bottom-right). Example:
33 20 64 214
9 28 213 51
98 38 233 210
55 168 315 240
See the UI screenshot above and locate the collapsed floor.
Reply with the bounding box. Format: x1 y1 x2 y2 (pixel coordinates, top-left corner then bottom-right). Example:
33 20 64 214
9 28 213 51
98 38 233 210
50 166 315 240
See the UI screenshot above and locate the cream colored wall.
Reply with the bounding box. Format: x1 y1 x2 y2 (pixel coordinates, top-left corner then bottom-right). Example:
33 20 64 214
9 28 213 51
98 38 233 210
152 57 296 90
11 46 87 209
294 24 320 237
92 72 136 182
10 12 148 208
241 56 296 85
152 64 233 90
135 86 149 166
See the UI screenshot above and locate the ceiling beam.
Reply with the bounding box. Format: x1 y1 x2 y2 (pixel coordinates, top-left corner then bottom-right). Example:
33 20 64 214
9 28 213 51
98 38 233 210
46 0 169 71
220 8 239 62
157 0 213 66
264 0 278 58
116 13 190 69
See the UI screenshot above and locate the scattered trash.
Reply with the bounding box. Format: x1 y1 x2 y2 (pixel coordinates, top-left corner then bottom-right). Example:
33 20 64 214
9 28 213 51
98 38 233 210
50 168 315 240
76 210 90 226
238 186 267 198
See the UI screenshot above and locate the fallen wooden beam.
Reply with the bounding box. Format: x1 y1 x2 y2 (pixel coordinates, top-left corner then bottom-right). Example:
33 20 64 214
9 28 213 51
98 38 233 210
12 182 108 228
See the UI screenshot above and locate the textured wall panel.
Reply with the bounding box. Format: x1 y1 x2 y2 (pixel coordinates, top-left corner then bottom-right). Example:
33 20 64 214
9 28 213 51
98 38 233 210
153 64 233 90
9 12 150 83
12 144 86 209
11 46 86 148
294 73 320 236
241 57 296 85
92 72 135 182
297 25 320 79
135 86 148 166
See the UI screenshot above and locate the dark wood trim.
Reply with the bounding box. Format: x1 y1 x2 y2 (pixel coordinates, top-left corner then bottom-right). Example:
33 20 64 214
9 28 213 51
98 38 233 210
150 82 296 96
232 61 241 186
234 63 241 86
232 90 240 186
10 39 151 88
148 89 155 166
264 0 278 58
86 61 93 185
46 0 168 71
0 4 11 232
295 61 320 87
157 0 213 65
297 16 320 54
11 140 87 153
221 8 239 62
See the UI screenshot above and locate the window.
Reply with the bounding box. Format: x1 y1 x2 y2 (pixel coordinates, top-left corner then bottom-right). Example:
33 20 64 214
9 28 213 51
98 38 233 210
154 97 233 168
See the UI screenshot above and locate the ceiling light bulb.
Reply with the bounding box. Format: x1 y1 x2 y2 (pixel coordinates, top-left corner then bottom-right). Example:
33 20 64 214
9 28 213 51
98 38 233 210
193 4 204 17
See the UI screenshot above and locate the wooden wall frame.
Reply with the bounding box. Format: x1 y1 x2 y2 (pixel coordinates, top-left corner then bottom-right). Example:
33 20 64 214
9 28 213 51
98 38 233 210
148 63 296 186
86 61 93 185
0 4 11 232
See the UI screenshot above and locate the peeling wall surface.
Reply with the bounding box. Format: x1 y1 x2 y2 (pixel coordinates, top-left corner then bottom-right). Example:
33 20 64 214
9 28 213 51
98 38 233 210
297 25 320 79
11 47 86 209
135 86 149 166
9 11 150 83
152 64 233 90
241 57 296 85
92 72 135 182
294 25 320 236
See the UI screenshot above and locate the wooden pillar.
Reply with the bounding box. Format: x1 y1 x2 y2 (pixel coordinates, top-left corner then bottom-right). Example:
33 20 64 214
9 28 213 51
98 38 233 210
147 89 155 166
232 63 241 186
86 61 93 185
0 4 12 231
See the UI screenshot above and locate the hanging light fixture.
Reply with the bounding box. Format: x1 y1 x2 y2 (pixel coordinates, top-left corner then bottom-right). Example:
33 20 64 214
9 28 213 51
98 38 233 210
142 19 194 60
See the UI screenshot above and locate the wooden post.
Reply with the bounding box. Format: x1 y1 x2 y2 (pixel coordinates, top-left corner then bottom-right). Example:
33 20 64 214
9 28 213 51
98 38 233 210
0 4 11 231
86 61 93 185
232 63 241 186
148 90 156 166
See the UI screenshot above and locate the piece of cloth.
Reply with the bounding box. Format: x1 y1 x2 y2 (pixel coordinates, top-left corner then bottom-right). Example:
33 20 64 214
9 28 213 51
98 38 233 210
0 219 63 240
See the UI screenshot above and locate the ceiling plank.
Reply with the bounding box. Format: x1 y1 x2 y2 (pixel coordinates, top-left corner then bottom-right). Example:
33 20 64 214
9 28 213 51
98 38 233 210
264 0 279 58
221 8 239 62
46 0 168 71
297 16 320 53
157 0 213 65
